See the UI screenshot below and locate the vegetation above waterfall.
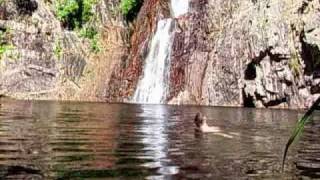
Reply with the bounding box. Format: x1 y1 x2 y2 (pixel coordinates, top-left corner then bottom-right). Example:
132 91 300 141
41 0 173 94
120 0 143 21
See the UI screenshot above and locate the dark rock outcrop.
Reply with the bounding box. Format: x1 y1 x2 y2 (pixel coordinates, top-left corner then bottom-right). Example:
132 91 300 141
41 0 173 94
15 0 38 15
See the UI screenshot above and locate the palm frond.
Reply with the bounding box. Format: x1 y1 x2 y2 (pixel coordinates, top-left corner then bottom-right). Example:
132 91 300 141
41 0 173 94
282 97 320 171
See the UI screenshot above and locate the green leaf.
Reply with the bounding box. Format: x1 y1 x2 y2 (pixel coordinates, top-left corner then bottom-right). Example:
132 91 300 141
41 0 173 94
282 97 320 171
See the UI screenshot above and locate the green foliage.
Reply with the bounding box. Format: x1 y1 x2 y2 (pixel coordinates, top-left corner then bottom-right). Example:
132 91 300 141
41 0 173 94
79 26 97 39
119 0 143 21
82 0 97 23
54 39 63 60
79 27 100 53
56 0 79 29
0 44 13 59
55 0 100 53
289 52 301 76
56 0 79 20
55 0 97 30
80 27 100 53
120 0 136 15
0 29 14 60
282 97 320 171
90 35 100 53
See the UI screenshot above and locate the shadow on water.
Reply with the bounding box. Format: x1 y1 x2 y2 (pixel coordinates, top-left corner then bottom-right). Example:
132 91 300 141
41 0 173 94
0 99 318 179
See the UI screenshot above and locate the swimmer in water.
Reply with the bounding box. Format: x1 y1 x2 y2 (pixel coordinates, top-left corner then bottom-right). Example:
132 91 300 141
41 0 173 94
194 112 221 133
194 112 234 138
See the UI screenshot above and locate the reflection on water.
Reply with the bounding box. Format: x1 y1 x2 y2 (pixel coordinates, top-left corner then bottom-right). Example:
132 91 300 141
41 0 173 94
0 99 317 179
138 105 179 179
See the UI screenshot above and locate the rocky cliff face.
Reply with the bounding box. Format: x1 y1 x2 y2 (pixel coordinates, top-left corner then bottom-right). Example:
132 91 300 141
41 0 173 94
107 0 320 108
198 0 320 109
1 0 320 109
0 0 128 101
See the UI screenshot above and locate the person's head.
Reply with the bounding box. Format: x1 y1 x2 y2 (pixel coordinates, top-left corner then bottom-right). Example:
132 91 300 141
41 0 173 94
194 112 205 128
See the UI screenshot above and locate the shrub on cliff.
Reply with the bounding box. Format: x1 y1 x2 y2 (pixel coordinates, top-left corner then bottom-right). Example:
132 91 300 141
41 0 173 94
82 0 95 23
53 39 62 60
55 0 97 30
0 30 14 60
120 0 143 21
120 0 136 15
55 0 100 53
0 44 14 59
79 27 100 52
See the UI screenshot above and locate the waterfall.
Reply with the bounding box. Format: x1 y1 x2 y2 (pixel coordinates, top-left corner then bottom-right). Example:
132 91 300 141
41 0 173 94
132 1 190 104
171 0 190 17
132 19 174 104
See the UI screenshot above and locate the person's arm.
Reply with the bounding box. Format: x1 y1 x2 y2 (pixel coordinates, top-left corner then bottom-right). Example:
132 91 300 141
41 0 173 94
202 123 221 133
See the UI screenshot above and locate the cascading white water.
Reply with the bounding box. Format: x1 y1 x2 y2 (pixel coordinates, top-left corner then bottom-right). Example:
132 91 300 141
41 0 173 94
171 0 190 17
132 0 190 104
132 19 174 104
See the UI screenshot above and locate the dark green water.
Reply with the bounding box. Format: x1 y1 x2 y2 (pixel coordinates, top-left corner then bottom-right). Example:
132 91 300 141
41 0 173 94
0 99 317 179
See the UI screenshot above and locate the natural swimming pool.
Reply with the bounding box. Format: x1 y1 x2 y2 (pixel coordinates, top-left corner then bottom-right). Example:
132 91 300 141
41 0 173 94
0 99 318 179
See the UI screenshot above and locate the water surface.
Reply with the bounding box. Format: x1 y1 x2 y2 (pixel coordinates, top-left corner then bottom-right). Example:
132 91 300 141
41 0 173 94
0 99 317 179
